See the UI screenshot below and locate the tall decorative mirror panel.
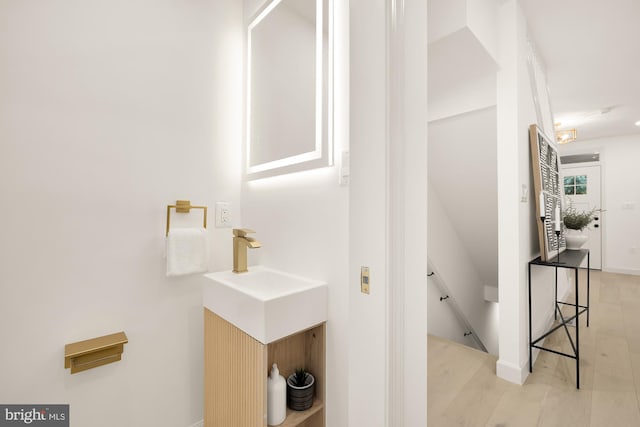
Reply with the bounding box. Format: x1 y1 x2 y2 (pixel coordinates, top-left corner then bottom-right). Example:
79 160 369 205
530 124 566 261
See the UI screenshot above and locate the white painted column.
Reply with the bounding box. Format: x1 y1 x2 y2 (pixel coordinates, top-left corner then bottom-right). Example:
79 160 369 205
349 0 427 424
394 0 428 425
349 0 390 424
496 0 527 385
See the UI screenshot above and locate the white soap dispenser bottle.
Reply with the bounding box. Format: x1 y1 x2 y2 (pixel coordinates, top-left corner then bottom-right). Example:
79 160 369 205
267 363 286 425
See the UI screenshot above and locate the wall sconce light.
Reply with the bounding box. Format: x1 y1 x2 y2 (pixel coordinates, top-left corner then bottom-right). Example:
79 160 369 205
556 129 577 144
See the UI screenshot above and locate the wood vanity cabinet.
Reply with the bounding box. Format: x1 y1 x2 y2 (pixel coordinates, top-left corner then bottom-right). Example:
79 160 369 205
204 309 326 427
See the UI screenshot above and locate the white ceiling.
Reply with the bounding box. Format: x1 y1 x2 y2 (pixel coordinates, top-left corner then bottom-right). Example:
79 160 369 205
520 0 640 142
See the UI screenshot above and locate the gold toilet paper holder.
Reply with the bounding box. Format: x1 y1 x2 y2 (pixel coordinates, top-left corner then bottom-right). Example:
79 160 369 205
64 331 128 374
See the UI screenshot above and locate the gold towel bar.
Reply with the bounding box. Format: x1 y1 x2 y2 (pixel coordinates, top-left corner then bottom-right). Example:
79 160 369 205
65 331 128 374
166 200 208 236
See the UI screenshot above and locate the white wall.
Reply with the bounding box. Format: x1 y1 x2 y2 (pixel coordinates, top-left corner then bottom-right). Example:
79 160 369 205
348 0 388 425
244 1 428 425
245 1 429 425
428 107 498 289
0 2 430 426
240 1 350 425
466 0 498 61
427 0 498 61
428 0 466 43
496 0 567 384
241 168 349 425
427 28 497 122
398 0 428 423
426 0 562 384
0 0 243 426
559 135 640 275
427 0 499 360
427 0 499 294
348 0 429 425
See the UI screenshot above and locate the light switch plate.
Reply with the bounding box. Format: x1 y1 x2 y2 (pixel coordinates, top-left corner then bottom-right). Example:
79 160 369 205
339 150 350 186
520 184 528 202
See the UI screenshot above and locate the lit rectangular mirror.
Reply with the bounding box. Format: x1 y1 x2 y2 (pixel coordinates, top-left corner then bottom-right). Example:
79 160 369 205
247 0 332 179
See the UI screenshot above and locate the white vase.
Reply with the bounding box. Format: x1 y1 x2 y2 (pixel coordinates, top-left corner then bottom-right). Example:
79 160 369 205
565 229 588 250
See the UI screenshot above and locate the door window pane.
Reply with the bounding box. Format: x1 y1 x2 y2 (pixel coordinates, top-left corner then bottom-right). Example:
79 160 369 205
563 175 587 195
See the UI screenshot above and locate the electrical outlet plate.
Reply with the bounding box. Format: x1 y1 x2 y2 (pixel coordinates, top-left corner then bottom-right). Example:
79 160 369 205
215 202 231 228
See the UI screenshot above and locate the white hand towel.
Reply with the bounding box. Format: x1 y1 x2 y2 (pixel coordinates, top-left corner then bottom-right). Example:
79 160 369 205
166 227 209 277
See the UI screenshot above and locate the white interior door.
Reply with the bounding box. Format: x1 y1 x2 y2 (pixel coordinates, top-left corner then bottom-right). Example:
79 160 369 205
561 164 602 269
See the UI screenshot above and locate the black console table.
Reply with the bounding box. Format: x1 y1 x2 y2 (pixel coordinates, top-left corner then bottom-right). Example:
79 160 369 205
528 249 590 389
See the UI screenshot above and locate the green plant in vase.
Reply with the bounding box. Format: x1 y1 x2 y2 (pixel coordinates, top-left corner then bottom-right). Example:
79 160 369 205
562 200 600 249
563 202 598 230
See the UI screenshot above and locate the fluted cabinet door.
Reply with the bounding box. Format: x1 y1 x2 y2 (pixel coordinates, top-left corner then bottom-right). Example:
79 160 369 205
204 309 267 427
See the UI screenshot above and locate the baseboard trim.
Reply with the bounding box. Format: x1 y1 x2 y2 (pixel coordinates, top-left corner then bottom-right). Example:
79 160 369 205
603 267 640 276
187 420 203 427
496 358 528 385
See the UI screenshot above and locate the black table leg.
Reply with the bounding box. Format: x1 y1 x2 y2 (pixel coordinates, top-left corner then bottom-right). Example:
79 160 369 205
575 266 580 389
529 262 533 373
555 266 558 320
587 251 590 327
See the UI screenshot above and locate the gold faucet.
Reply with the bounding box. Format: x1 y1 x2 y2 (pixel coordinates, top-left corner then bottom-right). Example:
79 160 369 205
233 229 261 273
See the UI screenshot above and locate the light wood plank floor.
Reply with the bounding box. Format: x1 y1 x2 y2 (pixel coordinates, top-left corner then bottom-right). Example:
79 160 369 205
428 270 640 426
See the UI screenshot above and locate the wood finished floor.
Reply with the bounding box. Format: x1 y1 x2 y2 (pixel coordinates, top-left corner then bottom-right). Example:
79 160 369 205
428 270 640 427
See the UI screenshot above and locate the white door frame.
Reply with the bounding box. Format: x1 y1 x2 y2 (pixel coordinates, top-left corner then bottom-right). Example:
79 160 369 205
349 1 426 425
387 0 428 425
561 161 603 269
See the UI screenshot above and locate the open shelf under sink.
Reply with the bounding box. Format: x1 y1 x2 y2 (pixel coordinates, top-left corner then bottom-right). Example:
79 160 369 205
277 399 324 427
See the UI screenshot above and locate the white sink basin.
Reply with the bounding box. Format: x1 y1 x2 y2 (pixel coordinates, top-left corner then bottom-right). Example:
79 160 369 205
202 266 327 344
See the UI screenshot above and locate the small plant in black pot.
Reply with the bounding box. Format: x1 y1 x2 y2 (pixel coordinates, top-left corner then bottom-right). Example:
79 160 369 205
286 368 315 411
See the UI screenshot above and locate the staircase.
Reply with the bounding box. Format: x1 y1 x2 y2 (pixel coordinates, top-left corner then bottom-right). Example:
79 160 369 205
427 184 499 354
427 262 487 352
